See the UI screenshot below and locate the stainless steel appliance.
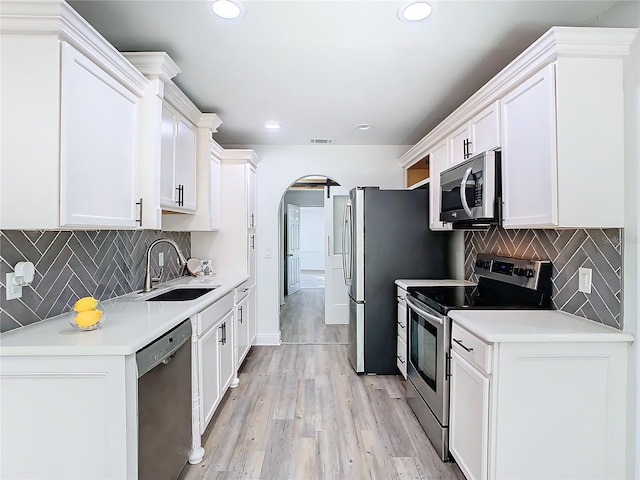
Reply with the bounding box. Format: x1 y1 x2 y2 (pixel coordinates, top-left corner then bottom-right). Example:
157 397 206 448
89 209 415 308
342 186 453 374
137 319 192 480
440 151 501 227
405 253 552 461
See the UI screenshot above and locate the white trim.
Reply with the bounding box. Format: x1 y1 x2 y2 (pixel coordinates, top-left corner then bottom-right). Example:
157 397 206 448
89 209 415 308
122 52 181 83
254 333 281 346
221 148 260 167
199 113 223 133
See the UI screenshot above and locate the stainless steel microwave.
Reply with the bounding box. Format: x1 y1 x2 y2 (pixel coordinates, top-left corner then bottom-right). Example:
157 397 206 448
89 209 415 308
439 150 501 226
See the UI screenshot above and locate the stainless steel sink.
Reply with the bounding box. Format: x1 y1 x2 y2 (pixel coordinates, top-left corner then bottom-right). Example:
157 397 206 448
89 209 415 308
144 287 219 301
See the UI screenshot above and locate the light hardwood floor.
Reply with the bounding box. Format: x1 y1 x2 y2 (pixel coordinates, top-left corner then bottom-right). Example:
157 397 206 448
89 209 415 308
180 345 464 480
280 289 347 345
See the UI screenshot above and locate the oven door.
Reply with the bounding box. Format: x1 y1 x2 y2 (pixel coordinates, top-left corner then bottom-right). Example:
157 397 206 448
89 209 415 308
406 295 450 427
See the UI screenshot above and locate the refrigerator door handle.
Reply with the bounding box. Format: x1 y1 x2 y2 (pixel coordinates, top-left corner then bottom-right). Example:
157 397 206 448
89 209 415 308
342 201 352 286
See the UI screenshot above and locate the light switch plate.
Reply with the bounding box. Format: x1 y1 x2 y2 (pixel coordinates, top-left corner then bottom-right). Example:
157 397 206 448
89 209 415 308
5 273 22 300
578 267 592 294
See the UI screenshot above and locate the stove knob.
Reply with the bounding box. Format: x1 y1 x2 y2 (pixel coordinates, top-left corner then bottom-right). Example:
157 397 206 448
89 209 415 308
525 269 535 278
483 261 491 269
513 267 522 276
475 259 483 268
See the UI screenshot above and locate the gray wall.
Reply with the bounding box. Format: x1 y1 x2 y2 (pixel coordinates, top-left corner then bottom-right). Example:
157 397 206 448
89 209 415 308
0 230 190 332
465 226 622 329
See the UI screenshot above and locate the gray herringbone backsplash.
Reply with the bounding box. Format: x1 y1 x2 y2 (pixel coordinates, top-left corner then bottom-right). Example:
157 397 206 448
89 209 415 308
0 230 191 333
465 226 622 329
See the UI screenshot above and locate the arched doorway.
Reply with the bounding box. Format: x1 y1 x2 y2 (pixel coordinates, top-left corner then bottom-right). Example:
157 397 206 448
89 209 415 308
278 176 349 344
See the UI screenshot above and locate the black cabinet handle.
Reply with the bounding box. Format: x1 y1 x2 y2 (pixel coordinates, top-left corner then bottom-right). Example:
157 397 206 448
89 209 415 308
396 355 405 365
453 338 473 352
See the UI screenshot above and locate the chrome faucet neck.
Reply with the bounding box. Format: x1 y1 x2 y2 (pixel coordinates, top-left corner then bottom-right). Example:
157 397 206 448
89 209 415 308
142 238 187 293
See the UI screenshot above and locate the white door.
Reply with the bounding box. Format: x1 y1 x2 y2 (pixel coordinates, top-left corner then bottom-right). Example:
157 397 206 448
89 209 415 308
286 204 301 295
324 186 349 325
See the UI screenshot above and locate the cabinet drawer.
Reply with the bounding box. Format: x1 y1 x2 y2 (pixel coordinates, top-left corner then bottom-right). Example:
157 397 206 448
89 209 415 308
197 292 234 335
397 335 407 378
451 323 492 374
397 304 407 343
236 281 250 303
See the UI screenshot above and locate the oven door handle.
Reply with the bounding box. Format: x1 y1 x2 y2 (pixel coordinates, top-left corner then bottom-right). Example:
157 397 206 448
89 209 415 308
460 166 474 217
405 296 444 326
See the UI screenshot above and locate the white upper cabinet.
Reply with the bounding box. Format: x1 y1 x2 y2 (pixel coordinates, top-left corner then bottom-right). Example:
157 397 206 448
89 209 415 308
502 51 630 228
0 3 148 229
162 119 224 232
124 53 223 227
61 43 140 227
247 164 257 230
400 27 637 230
158 97 197 213
429 141 452 231
447 102 500 167
501 65 558 227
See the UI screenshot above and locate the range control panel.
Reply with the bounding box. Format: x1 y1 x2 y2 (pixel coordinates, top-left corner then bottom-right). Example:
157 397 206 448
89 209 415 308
474 253 551 290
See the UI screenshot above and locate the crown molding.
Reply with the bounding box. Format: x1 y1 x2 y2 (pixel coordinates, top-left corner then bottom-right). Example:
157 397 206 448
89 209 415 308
221 148 260 167
198 113 223 133
399 26 638 168
122 52 181 84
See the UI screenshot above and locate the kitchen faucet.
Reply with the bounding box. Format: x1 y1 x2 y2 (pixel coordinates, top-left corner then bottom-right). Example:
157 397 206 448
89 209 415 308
142 238 187 293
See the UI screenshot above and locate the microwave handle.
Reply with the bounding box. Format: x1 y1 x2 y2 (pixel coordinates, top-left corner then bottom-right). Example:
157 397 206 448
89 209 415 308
460 166 474 217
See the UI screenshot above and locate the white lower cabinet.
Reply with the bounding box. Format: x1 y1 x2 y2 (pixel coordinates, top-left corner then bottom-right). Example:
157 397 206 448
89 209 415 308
195 292 235 437
396 286 408 378
449 321 629 480
248 286 257 345
450 350 490 480
236 285 251 367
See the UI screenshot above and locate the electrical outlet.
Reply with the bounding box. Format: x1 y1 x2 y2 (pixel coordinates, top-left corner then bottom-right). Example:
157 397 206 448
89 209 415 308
159 252 164 267
578 267 592 294
5 273 22 300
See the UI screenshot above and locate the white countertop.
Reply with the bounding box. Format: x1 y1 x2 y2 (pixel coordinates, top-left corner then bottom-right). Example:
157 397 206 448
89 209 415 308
449 309 634 343
395 279 476 289
0 274 249 357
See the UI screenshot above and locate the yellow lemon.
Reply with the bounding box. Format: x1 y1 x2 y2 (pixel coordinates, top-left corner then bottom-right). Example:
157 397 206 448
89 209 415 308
74 296 99 312
74 309 103 328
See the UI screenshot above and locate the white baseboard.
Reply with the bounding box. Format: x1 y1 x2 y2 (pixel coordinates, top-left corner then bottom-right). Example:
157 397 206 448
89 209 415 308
254 333 281 346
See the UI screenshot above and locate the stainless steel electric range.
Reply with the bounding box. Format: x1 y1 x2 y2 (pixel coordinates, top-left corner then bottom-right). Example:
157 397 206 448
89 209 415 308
404 253 552 461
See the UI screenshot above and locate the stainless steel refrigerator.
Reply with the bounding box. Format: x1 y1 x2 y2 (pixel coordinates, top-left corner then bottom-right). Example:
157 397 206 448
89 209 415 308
343 187 452 374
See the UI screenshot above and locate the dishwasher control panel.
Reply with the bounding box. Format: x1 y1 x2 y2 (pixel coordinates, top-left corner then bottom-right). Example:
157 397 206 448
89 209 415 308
136 319 192 378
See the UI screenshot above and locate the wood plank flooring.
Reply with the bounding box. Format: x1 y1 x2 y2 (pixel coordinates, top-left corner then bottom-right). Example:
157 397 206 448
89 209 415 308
280 289 347 345
180 345 464 480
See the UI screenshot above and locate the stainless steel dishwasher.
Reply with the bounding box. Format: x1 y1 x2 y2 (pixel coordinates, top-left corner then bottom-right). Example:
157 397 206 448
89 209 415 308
136 319 192 480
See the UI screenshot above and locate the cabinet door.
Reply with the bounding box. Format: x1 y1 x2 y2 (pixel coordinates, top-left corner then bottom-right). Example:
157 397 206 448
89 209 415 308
428 141 452 231
247 164 257 229
470 101 500 155
396 293 407 345
175 116 197 211
501 64 558 227
219 312 235 394
198 323 221 433
160 104 177 207
209 155 221 230
236 295 250 366
447 123 470 167
60 43 139 227
450 350 490 480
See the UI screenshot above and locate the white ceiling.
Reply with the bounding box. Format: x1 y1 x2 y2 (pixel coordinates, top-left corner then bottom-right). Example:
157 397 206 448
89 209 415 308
69 0 618 147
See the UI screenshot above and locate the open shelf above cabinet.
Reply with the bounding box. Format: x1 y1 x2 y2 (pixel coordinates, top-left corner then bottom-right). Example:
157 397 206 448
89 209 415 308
406 155 430 189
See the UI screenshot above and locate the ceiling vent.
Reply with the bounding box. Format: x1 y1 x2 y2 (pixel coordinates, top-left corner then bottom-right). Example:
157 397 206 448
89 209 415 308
310 138 334 144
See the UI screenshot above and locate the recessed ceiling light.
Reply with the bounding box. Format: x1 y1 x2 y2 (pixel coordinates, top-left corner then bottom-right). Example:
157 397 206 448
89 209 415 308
265 122 282 131
398 1 434 22
355 124 372 131
211 0 245 20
